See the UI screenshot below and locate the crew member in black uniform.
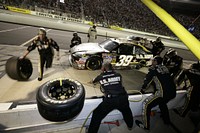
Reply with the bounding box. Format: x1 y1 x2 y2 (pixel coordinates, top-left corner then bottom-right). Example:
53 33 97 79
21 28 59 81
150 37 165 56
87 63 133 133
135 56 176 130
174 61 200 117
163 48 183 80
70 32 82 48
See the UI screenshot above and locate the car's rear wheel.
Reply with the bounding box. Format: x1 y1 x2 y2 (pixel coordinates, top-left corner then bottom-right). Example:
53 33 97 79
5 56 33 80
139 60 147 66
86 56 102 70
36 78 85 122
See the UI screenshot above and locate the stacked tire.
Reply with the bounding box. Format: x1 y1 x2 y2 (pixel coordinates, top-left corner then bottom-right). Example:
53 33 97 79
36 78 85 122
5 56 33 80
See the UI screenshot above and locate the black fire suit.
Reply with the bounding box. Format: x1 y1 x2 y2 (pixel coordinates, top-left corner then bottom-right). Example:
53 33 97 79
27 36 59 78
163 54 183 79
151 40 165 56
70 35 81 48
141 65 176 129
176 67 200 117
88 70 133 133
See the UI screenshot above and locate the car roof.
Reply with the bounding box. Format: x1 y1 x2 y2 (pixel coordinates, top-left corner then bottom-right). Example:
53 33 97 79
110 37 151 53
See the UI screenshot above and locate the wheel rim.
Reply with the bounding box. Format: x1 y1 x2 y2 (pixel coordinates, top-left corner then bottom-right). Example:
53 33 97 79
87 58 101 70
48 81 77 100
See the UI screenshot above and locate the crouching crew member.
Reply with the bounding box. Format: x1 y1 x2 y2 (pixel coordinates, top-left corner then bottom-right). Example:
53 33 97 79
70 32 81 48
174 61 200 117
135 56 176 130
87 63 133 133
21 28 59 81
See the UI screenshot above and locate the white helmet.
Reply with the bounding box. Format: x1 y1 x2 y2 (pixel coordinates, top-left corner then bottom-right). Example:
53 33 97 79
166 48 177 57
38 28 46 35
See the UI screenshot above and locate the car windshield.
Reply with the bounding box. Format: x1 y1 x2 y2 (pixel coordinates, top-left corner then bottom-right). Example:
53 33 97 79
99 39 119 51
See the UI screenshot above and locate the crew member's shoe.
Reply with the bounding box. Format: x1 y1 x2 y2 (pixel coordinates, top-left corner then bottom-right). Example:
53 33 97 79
173 109 185 117
38 77 43 81
173 109 180 115
127 126 133 130
135 120 149 130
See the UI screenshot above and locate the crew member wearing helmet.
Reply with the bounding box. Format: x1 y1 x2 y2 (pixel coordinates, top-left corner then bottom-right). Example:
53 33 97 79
174 61 200 118
70 32 81 48
135 56 176 130
87 25 97 42
20 28 59 81
87 63 133 133
163 48 183 80
151 37 165 56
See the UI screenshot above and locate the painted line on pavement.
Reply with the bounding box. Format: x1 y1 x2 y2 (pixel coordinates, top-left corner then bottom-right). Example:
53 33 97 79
0 26 30 33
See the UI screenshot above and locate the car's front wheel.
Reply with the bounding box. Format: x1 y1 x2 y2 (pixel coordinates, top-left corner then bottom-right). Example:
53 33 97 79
86 56 102 70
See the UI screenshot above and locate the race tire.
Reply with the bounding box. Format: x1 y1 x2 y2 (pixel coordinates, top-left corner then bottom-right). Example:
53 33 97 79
5 56 33 80
36 78 85 122
86 56 102 70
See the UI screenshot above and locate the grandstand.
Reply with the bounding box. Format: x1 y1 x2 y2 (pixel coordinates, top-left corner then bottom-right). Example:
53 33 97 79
1 0 199 39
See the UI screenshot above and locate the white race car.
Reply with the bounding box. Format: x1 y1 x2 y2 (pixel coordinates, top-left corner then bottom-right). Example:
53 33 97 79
69 38 153 70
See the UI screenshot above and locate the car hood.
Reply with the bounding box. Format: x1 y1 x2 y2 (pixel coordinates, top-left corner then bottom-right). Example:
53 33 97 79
70 43 107 54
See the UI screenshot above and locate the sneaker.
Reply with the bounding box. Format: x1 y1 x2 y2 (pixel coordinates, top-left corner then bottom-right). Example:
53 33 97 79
127 126 133 130
38 77 43 81
135 120 149 130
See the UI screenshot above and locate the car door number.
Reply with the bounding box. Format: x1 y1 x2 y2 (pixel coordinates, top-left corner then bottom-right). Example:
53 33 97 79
116 55 134 66
115 55 152 66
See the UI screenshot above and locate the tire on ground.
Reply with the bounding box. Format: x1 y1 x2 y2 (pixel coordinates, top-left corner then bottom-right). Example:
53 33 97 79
86 56 102 70
36 78 85 122
5 56 33 80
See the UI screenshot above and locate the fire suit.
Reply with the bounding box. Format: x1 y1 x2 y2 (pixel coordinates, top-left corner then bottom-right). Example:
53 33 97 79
88 70 133 133
175 65 200 117
88 26 97 42
163 54 183 79
141 64 176 129
151 40 165 56
27 36 59 79
70 35 81 48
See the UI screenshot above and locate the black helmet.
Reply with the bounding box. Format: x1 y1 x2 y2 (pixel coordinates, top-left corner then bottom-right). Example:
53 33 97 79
153 56 163 65
93 25 96 28
73 32 78 36
191 61 200 71
156 37 161 42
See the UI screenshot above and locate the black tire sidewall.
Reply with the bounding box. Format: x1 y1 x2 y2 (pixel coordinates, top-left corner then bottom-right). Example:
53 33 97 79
5 56 20 80
36 78 85 122
86 56 102 70
5 56 33 80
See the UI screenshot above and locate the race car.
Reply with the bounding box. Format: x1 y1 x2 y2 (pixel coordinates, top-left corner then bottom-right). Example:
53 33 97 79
69 38 153 70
